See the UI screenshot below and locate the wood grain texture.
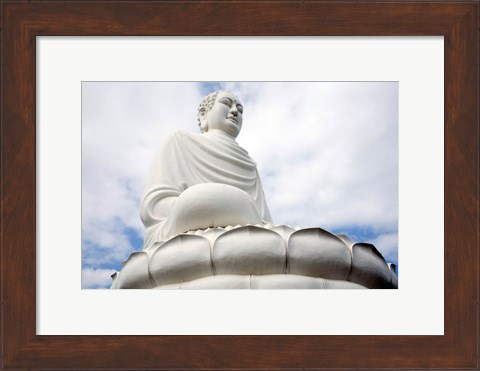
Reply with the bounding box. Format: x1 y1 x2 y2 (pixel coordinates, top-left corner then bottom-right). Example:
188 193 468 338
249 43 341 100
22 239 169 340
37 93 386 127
1 1 478 369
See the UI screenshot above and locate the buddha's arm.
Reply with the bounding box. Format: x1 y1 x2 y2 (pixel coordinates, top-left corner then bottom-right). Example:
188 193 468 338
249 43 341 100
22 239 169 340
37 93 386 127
254 169 273 224
140 132 185 230
152 196 176 221
139 189 180 249
140 189 178 227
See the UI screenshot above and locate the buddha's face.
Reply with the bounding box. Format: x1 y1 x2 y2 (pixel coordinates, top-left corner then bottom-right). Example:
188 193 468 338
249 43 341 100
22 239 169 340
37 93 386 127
202 92 243 138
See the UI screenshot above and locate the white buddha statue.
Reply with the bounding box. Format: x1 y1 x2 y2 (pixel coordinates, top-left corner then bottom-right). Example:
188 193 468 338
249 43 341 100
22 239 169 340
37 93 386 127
140 91 272 250
111 91 398 290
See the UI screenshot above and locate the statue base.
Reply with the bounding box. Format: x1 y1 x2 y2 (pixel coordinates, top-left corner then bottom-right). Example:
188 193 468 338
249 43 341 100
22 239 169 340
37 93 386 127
111 224 397 289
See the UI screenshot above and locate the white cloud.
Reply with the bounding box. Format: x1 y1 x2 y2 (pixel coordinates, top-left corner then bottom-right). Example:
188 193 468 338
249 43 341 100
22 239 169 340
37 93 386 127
233 82 398 231
82 267 117 289
370 232 399 262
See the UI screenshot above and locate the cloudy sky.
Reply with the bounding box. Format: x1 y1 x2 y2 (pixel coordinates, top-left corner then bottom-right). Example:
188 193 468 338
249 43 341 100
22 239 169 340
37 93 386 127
82 82 398 289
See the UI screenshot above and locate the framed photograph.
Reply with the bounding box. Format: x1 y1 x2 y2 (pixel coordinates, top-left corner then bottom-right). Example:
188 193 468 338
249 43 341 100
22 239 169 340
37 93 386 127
1 1 478 369
81 80 400 291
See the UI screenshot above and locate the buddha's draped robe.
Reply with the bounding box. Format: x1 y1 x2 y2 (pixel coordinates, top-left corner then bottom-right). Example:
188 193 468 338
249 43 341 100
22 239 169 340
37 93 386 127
140 130 272 248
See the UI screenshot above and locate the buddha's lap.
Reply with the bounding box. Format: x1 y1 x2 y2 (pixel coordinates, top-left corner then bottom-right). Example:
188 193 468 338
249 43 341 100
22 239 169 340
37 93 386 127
164 183 263 237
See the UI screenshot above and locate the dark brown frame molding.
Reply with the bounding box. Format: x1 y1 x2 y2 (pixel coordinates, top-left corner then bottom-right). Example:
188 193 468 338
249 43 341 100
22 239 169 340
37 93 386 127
1 1 479 369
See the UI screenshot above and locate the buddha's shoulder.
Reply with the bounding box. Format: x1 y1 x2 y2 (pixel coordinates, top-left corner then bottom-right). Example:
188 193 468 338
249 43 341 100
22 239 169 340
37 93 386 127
166 130 201 142
160 131 201 147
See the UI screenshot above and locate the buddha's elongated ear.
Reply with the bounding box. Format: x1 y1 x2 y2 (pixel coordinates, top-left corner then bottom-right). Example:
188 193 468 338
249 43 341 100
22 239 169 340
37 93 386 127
199 109 208 133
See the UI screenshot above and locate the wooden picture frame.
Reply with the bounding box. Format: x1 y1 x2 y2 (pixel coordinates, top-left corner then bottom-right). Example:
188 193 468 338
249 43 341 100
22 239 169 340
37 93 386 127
1 1 478 369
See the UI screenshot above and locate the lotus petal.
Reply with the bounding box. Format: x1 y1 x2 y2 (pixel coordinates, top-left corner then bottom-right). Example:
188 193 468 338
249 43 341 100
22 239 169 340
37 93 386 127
212 226 286 275
288 228 351 280
336 234 355 252
149 234 213 286
350 243 394 289
115 252 153 289
270 225 296 242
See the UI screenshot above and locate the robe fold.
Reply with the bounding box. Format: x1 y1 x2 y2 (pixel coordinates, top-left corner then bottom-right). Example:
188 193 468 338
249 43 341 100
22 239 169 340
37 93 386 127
140 130 272 248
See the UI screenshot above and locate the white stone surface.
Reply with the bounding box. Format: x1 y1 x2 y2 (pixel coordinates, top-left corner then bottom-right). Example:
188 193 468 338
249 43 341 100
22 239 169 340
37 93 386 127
288 228 352 280
180 275 251 289
212 226 286 275
149 234 213 287
163 183 263 239
151 274 366 290
113 252 153 289
269 225 296 242
350 243 395 289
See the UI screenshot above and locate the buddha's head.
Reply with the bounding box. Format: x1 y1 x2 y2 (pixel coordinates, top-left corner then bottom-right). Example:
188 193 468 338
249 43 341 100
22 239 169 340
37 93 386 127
197 90 243 138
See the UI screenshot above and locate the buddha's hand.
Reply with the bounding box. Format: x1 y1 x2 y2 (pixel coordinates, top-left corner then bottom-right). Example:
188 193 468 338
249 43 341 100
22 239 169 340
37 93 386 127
163 183 262 238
